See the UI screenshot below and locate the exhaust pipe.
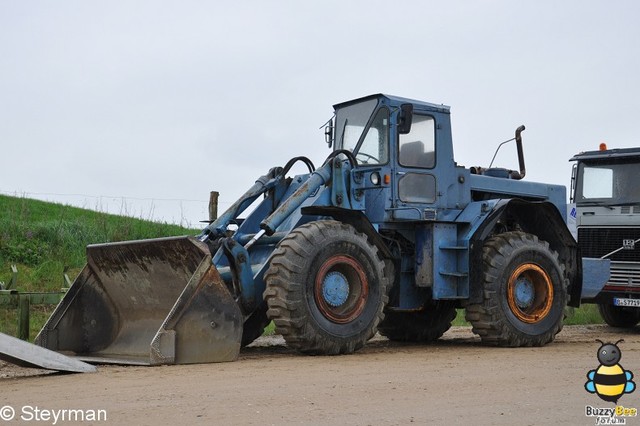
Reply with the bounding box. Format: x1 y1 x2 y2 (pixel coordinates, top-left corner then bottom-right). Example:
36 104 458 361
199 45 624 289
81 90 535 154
509 125 526 180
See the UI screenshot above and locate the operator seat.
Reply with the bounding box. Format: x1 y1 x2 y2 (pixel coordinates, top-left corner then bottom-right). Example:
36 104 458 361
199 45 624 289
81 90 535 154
399 141 434 168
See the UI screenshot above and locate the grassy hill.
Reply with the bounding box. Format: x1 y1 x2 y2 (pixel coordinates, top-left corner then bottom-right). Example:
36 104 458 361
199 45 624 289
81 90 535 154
0 195 199 337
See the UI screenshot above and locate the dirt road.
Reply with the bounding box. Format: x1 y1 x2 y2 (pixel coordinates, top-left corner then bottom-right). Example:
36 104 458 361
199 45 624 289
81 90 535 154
2 325 640 425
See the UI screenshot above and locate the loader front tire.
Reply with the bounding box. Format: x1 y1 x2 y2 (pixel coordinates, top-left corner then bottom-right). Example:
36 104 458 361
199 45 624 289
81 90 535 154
465 232 568 347
264 220 390 355
378 300 457 342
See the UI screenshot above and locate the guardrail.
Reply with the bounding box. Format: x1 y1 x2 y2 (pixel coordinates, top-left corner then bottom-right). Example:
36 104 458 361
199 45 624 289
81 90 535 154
0 265 68 341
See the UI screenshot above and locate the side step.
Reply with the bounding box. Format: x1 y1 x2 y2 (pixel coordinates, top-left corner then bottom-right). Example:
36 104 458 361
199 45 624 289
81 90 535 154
433 223 469 299
0 332 96 373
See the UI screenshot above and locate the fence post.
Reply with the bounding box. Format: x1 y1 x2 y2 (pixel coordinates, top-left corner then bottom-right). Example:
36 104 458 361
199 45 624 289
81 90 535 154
18 294 30 341
209 191 219 222
8 265 17 290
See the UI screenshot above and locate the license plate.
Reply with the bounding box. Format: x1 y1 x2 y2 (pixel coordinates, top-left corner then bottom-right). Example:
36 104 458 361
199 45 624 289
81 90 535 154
613 298 640 307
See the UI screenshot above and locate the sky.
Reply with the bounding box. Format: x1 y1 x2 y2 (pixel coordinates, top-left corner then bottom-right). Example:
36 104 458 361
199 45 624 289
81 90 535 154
1 1 639 228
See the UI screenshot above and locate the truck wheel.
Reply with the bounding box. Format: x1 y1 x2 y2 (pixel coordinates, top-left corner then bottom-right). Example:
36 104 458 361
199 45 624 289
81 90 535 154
378 300 457 342
465 231 568 347
264 220 390 355
598 304 640 328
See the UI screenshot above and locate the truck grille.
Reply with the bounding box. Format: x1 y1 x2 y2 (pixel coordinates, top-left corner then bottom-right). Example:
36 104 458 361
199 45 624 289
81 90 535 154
578 228 640 262
608 262 640 288
621 206 640 214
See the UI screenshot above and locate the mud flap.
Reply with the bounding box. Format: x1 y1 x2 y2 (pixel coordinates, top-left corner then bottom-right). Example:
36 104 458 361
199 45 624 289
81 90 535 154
34 236 243 365
581 257 611 300
0 332 96 373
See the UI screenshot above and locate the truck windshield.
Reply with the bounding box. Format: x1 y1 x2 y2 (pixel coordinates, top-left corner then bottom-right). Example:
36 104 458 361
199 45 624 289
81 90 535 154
334 99 388 165
575 161 640 205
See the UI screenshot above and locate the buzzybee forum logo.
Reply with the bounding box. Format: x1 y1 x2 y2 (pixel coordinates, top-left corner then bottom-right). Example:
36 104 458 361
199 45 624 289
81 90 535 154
585 339 635 403
584 339 637 424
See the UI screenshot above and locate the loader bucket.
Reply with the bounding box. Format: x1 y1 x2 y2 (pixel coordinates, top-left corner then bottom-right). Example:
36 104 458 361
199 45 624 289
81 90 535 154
34 236 243 365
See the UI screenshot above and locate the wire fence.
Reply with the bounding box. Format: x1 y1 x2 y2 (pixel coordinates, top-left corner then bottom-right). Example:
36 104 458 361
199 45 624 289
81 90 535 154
0 189 233 229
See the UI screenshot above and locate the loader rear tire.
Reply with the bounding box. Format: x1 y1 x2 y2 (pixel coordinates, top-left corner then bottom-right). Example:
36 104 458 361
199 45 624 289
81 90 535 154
264 220 390 355
378 300 457 342
598 303 640 328
465 232 568 347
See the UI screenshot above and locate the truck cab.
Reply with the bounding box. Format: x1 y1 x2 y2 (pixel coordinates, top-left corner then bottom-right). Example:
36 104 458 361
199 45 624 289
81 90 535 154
571 145 640 327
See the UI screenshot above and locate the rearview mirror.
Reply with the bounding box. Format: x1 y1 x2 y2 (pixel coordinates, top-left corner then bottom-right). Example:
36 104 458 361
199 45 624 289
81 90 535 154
398 103 413 134
325 123 334 148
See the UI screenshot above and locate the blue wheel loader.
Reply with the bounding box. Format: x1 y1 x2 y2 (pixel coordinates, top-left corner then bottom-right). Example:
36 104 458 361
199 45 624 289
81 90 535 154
34 94 609 364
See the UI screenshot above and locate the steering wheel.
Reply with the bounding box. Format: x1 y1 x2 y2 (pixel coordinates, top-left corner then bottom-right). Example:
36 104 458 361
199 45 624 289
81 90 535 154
355 152 380 164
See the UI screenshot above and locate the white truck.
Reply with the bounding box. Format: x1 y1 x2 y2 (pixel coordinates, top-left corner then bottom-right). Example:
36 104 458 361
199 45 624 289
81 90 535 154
571 144 640 327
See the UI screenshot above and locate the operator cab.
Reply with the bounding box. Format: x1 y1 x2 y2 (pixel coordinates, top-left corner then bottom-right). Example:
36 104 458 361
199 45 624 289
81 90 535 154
327 94 464 222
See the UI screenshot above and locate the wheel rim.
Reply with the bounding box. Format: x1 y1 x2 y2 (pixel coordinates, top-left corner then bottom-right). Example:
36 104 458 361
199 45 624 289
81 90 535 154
507 263 554 323
314 255 369 324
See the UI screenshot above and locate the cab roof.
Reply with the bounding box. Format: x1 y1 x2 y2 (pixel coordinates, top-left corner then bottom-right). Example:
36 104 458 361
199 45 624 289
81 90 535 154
333 93 451 114
570 147 640 162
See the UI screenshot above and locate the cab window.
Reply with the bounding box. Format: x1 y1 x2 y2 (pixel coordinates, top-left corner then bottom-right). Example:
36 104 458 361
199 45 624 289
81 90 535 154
354 108 389 165
398 115 435 168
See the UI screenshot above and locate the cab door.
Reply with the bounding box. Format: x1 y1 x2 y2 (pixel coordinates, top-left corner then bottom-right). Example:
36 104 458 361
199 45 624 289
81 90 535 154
394 113 438 220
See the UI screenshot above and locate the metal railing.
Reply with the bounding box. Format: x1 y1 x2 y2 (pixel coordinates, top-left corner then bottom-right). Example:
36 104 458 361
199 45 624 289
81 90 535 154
0 265 68 341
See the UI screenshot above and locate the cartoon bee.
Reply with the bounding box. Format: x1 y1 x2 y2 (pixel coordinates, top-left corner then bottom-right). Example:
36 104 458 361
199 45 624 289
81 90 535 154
585 339 636 403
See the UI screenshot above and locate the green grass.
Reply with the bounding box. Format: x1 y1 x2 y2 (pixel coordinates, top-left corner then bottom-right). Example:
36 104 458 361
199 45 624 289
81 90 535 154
451 304 604 326
0 195 199 338
564 304 604 325
263 321 277 336
0 306 53 340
